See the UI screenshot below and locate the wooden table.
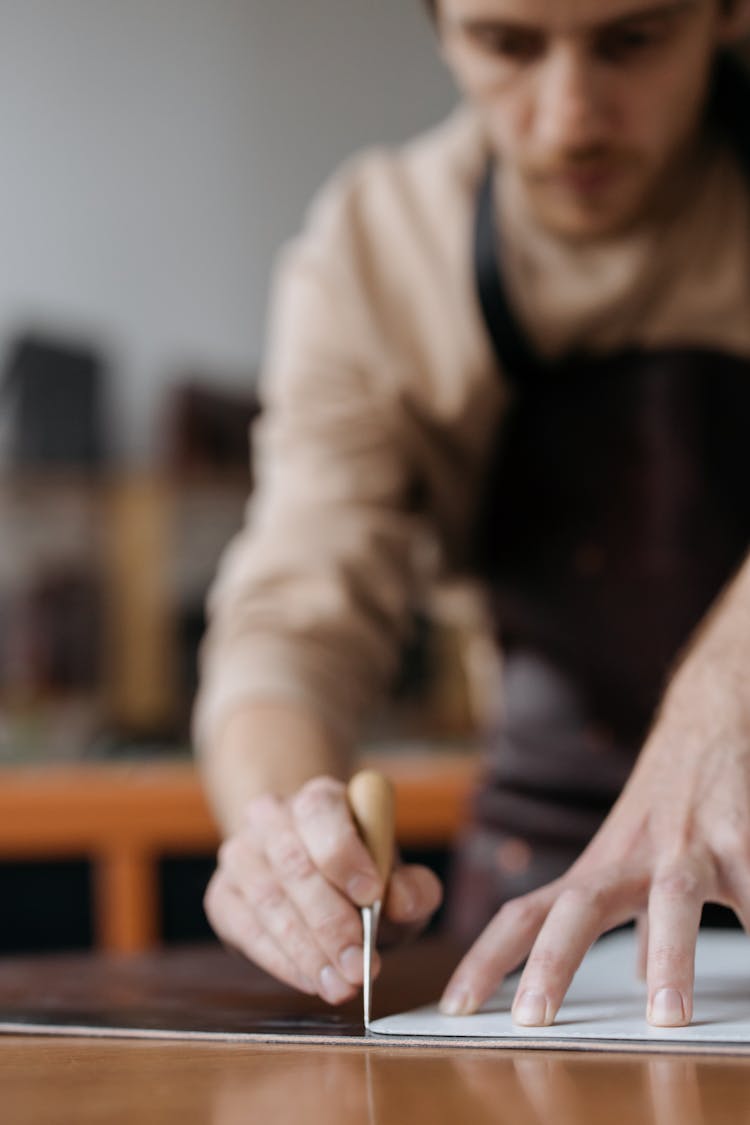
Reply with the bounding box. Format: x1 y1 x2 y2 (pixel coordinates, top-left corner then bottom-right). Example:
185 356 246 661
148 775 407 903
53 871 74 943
6 1038 750 1125
0 942 748 1124
0 753 479 953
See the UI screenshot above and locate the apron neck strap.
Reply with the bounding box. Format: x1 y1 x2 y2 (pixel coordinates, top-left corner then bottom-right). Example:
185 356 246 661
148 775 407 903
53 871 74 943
473 162 540 382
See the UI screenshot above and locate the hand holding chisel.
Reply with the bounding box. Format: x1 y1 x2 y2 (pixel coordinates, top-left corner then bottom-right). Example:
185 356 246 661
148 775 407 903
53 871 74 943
205 770 441 1010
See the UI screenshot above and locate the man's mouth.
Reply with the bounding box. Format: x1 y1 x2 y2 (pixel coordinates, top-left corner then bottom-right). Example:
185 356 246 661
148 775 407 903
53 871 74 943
555 167 618 195
531 158 627 199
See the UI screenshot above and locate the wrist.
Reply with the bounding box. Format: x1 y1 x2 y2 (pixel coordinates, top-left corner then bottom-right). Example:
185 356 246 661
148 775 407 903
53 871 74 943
654 656 750 760
199 699 350 836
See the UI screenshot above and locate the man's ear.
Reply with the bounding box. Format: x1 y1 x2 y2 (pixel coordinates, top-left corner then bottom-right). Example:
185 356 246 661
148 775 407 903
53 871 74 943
718 0 750 46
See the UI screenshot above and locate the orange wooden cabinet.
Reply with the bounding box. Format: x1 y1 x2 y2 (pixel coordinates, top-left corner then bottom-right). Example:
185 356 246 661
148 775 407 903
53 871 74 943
0 754 479 953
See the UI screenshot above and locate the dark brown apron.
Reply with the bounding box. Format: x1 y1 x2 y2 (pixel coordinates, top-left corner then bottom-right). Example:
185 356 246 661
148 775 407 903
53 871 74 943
447 54 750 943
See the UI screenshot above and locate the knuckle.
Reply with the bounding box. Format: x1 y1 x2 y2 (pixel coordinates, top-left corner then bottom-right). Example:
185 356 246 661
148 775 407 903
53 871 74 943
557 884 606 916
271 832 316 882
497 896 540 932
649 942 692 976
314 908 359 947
277 914 302 948
652 868 701 901
217 838 238 870
315 831 359 877
251 874 286 913
293 776 344 819
527 945 567 977
717 826 750 864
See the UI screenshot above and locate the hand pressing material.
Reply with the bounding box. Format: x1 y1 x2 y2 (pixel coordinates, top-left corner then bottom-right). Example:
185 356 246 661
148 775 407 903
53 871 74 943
370 930 750 1051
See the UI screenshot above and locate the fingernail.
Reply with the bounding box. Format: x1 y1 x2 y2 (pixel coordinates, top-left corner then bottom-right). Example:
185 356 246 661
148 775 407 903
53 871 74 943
440 985 474 1017
319 965 352 1004
339 945 364 983
513 990 549 1026
347 874 380 905
649 988 685 1026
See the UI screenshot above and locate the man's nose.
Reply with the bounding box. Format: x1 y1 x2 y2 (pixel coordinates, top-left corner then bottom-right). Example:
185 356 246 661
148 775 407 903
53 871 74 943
534 46 609 153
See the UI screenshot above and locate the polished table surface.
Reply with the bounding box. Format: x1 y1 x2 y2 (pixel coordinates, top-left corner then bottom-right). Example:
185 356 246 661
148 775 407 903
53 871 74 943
5 1038 750 1125
1 943 748 1125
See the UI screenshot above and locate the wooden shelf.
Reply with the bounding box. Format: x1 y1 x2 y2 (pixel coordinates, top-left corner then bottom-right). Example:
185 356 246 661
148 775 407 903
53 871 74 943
0 753 479 954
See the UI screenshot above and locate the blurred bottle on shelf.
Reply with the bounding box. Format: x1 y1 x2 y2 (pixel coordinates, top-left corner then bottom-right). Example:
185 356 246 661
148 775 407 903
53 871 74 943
2 330 110 472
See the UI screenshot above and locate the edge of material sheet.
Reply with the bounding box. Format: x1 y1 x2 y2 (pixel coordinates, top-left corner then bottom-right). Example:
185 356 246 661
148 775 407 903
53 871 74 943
2 1021 750 1055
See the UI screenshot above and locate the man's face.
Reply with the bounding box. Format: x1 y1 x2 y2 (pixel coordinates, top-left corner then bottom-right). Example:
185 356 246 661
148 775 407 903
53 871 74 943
437 0 747 239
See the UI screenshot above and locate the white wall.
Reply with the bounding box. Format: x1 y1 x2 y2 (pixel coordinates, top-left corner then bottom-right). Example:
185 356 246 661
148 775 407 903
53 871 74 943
0 0 456 462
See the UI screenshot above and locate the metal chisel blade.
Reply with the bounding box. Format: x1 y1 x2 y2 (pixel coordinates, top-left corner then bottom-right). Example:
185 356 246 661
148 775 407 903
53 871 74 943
362 899 381 1030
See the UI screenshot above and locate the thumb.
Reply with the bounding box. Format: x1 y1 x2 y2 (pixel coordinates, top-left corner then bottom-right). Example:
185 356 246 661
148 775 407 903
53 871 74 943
384 864 443 927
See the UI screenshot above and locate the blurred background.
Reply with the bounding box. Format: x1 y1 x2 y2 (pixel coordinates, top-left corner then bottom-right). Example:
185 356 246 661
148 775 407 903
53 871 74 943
0 1 487 957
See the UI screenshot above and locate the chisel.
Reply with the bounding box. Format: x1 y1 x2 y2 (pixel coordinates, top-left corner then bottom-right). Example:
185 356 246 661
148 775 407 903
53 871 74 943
347 769 395 1030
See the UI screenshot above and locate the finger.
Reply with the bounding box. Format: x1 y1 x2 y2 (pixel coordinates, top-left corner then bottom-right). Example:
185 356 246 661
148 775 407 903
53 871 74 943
715 853 750 934
291 777 383 906
247 795 369 986
636 912 649 981
646 865 706 1026
511 882 636 1026
439 887 554 1017
224 832 352 1000
241 799 359 1004
204 874 316 995
384 865 443 927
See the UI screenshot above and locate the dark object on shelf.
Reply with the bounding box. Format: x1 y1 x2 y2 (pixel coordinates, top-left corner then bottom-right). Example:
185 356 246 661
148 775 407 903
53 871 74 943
3 332 108 469
163 381 261 475
27 569 102 691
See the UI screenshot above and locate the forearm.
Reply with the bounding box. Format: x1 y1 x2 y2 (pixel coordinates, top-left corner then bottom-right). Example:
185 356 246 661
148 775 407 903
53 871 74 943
197 700 351 836
659 551 750 737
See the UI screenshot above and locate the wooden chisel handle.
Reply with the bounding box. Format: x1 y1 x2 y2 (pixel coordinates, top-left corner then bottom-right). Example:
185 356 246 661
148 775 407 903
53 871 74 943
347 769 396 889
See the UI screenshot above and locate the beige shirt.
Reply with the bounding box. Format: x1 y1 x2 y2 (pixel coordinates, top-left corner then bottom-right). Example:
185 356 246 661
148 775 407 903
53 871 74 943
193 104 750 754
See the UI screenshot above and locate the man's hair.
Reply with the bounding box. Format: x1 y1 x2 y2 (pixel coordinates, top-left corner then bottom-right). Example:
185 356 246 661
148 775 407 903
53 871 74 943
422 0 738 20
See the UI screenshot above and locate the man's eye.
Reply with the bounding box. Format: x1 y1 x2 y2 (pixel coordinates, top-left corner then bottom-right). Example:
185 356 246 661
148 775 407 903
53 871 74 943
470 27 545 64
596 23 666 63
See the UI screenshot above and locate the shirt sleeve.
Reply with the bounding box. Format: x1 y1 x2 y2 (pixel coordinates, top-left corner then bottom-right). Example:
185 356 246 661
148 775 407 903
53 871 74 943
192 160 423 755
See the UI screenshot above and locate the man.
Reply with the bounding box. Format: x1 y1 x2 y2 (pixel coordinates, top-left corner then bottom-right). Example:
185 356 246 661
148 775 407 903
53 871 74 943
195 0 750 1028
